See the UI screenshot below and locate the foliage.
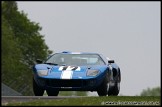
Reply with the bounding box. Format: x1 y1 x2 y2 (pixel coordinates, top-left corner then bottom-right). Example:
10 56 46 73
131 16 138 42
2 1 52 95
140 87 161 96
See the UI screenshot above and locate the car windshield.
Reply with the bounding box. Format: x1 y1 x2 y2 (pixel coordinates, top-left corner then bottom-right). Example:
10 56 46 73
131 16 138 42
45 53 105 66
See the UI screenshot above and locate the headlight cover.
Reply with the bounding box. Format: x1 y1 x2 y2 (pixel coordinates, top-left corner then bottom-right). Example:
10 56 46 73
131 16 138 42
87 70 99 76
37 70 48 76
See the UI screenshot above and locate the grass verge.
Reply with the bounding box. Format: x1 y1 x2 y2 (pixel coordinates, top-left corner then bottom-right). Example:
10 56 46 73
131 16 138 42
3 96 160 106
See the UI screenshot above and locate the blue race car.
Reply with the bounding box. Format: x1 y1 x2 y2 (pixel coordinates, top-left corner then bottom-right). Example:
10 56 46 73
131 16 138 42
33 51 121 96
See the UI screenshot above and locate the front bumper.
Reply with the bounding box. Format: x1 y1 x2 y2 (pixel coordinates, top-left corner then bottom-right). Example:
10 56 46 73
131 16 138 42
35 77 104 91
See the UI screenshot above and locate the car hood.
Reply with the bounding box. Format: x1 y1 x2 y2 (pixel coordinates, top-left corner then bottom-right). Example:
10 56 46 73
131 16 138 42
34 64 108 79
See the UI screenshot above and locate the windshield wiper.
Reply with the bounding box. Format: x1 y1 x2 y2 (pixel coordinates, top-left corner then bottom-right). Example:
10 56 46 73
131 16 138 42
44 63 58 65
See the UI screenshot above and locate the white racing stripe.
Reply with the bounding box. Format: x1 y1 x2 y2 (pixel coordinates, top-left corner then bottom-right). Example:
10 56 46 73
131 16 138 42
59 66 81 79
61 70 73 79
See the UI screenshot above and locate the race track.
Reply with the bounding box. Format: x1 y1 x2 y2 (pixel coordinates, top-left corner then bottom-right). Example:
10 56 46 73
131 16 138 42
2 96 85 105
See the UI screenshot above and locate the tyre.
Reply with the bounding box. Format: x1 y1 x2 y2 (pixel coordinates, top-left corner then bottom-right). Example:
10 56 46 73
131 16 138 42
46 89 59 96
97 73 109 96
33 78 44 96
108 69 120 96
108 82 120 96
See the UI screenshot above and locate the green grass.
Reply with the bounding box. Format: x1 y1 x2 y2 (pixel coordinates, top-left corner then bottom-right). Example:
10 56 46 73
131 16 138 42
4 96 161 106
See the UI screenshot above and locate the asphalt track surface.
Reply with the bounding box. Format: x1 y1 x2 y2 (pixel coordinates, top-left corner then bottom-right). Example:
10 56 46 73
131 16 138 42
1 96 85 105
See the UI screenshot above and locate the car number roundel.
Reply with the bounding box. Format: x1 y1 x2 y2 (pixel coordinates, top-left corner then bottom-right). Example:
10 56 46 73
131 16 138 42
59 66 80 71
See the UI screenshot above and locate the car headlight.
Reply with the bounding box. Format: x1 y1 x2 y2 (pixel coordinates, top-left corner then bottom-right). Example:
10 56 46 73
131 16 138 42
87 70 99 76
37 70 48 76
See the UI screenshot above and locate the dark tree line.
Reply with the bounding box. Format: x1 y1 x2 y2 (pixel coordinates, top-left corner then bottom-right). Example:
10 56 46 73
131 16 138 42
2 1 52 95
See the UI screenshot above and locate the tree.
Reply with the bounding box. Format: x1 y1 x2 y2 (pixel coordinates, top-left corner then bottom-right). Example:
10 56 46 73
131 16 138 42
2 1 52 67
2 1 52 95
140 87 161 96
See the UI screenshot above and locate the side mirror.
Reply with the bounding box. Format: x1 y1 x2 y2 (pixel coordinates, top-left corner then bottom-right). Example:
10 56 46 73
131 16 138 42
36 59 43 64
108 60 115 63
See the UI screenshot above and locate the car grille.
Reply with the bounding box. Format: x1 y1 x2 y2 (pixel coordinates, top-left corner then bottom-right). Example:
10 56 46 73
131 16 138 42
46 79 84 87
45 79 97 88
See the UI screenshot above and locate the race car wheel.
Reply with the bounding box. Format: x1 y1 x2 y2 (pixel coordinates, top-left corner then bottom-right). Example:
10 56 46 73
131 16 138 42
97 73 110 96
46 89 59 96
108 82 120 96
33 78 44 96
